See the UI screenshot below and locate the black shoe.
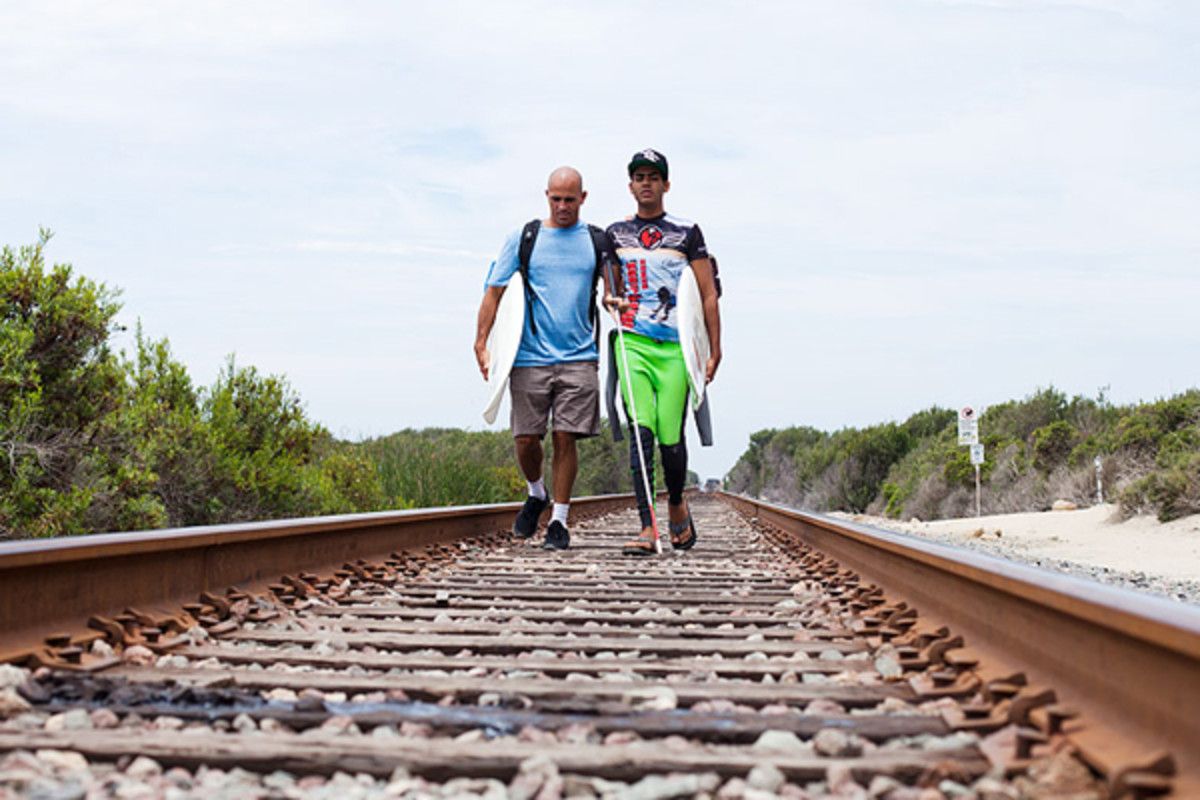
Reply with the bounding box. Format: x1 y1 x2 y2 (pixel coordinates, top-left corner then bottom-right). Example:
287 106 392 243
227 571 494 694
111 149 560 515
542 520 570 550
513 495 548 539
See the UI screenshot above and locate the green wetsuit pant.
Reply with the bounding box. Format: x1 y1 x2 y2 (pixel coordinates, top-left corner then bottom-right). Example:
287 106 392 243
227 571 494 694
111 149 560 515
614 332 689 446
614 332 689 529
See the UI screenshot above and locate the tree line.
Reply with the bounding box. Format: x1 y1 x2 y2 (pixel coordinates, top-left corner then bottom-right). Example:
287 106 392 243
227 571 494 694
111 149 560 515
725 386 1200 522
15 231 1191 538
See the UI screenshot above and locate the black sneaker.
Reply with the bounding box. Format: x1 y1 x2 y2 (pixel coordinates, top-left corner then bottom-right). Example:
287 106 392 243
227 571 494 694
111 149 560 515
513 495 548 539
541 520 570 550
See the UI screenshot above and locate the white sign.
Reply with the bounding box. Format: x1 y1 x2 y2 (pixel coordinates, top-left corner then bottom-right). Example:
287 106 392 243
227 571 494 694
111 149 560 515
970 443 985 465
957 407 979 445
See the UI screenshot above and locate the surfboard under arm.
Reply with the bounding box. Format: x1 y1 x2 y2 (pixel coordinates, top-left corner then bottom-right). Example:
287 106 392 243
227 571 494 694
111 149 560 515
482 273 525 425
676 267 710 411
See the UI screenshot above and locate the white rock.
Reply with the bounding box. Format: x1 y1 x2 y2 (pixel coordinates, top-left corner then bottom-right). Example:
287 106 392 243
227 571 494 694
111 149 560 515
0 688 31 719
90 708 120 729
813 728 862 757
874 655 904 679
621 686 678 711
264 688 297 703
262 770 296 790
753 730 807 753
509 754 560 800
125 755 163 780
623 772 721 800
45 709 93 731
746 763 786 792
231 713 257 733
442 777 509 800
259 718 291 734
0 664 31 689
868 775 902 798
32 749 89 775
122 645 156 666
827 761 861 795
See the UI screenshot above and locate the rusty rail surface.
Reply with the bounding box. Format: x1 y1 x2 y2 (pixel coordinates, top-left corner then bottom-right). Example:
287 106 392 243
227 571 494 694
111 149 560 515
720 491 1200 798
3 490 1199 796
0 494 632 665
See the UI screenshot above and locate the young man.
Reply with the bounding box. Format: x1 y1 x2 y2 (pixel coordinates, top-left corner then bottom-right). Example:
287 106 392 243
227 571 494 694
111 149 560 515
475 167 617 551
606 149 722 555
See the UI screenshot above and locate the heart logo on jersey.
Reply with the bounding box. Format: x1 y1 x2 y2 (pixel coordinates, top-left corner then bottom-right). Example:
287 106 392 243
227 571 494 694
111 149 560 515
638 226 664 249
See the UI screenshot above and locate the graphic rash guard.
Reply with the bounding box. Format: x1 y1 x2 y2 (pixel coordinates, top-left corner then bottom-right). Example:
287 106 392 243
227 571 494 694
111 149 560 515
606 214 708 343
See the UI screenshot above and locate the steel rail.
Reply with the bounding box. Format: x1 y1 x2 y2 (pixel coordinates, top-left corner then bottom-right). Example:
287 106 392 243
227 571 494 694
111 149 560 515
720 491 1200 797
0 494 632 665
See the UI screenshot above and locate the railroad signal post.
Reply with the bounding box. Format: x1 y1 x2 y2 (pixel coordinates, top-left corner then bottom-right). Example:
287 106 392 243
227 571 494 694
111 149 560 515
970 443 985 517
959 407 981 516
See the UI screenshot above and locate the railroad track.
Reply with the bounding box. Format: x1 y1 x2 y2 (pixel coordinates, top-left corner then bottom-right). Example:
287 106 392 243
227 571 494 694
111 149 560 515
0 493 1197 798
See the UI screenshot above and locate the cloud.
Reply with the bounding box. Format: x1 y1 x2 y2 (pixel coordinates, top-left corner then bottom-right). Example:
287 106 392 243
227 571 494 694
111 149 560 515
3 0 1199 482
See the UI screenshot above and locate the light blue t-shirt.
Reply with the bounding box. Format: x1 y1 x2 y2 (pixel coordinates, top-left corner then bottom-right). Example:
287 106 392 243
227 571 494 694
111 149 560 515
485 222 599 366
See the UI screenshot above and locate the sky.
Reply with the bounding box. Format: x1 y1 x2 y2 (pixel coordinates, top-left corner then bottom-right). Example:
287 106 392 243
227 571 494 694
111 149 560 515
2 1 1199 483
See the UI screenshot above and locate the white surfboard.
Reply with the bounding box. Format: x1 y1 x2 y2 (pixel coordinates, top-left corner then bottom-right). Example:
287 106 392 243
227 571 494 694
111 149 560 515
676 266 709 411
482 272 526 424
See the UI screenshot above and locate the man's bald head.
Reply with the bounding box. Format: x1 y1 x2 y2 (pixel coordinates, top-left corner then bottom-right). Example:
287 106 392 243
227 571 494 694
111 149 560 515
548 166 583 194
545 166 587 229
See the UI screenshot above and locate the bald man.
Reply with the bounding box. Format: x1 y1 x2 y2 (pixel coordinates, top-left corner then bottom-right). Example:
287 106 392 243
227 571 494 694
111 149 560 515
475 167 618 551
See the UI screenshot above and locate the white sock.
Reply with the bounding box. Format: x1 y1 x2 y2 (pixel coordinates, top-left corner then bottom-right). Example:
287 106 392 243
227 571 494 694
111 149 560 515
551 502 569 526
528 479 546 500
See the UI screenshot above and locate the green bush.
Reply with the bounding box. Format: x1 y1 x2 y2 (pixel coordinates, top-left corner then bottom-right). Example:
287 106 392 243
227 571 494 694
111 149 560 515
1032 421 1077 473
727 386 1200 522
356 423 635 509
1123 452 1200 521
835 424 912 512
0 232 390 537
0 230 123 536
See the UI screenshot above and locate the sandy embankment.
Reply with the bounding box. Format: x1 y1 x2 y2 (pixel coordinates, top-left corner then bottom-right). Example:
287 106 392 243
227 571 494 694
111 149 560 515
831 504 1200 602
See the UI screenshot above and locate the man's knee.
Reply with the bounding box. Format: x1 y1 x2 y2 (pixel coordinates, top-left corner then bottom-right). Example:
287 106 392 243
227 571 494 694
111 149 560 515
661 440 686 459
551 430 578 460
515 435 542 460
660 440 687 475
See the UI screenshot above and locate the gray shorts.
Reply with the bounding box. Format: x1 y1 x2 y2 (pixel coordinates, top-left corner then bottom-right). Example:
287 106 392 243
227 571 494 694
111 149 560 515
510 361 601 438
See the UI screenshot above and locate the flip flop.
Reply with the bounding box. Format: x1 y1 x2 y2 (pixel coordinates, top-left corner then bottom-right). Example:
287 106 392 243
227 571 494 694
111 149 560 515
622 536 657 556
669 515 697 550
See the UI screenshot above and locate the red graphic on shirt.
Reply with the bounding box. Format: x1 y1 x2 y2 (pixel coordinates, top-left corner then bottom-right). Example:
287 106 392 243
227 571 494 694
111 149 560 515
621 260 646 328
638 226 664 249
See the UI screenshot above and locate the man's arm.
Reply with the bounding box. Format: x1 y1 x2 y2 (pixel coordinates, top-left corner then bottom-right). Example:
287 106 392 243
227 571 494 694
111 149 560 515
689 257 722 383
474 285 506 381
599 235 628 315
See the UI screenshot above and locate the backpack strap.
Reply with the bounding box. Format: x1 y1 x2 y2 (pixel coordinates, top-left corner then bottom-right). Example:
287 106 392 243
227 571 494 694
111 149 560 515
517 219 541 336
519 220 610 346
586 224 610 348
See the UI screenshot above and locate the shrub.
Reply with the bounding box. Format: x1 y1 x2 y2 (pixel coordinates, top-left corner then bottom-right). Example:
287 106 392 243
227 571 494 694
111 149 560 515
729 386 1200 523
1032 421 1077 473
1123 452 1200 521
0 230 124 536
